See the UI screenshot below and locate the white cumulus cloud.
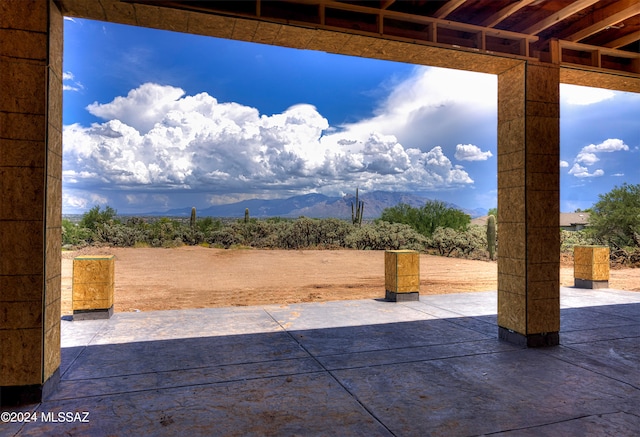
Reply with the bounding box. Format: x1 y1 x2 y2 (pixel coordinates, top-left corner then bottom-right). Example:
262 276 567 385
560 160 569 168
454 144 492 161
568 163 604 178
64 83 475 201
561 84 615 106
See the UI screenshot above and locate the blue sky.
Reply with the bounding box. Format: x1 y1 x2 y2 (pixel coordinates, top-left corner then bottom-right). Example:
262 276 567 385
62 19 640 215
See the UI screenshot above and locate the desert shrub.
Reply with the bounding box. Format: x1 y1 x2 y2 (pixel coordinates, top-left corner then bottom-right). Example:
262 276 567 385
94 222 145 247
560 230 596 252
146 218 184 247
345 221 428 250
379 200 470 237
79 205 118 232
62 219 91 247
206 228 242 249
430 225 487 258
589 183 640 248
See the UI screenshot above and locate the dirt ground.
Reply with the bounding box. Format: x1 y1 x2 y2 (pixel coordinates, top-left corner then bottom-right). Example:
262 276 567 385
61 246 640 315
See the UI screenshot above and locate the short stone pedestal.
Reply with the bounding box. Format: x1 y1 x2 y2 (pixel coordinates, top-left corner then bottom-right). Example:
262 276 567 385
385 250 420 302
574 246 609 289
73 255 115 320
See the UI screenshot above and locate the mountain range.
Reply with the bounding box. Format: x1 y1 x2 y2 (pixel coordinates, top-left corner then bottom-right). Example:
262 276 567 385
149 191 487 219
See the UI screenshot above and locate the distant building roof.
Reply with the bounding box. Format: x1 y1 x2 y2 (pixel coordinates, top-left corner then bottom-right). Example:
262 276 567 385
560 212 590 227
471 213 590 228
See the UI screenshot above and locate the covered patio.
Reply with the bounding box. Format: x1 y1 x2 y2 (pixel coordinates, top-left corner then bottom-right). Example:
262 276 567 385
3 287 640 436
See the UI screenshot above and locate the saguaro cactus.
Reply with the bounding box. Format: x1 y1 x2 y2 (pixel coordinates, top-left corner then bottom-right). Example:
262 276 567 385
351 188 364 226
487 214 496 260
190 207 197 229
244 208 250 224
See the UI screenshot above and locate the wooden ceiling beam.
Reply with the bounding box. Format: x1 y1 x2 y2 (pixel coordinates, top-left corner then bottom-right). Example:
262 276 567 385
381 0 395 10
433 0 469 19
566 3 640 42
523 0 600 35
481 0 538 28
605 30 640 49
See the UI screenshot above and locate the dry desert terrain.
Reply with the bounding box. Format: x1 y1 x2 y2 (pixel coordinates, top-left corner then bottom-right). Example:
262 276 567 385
61 246 640 315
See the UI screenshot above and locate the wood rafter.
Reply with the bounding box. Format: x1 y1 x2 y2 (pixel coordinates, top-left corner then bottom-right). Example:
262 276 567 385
605 30 640 49
380 0 395 10
523 0 600 35
566 3 640 42
433 0 469 19
481 0 538 28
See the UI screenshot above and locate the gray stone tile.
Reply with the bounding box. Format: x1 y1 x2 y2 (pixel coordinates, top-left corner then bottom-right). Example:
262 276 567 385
62 331 307 380
18 373 392 437
333 350 640 436
492 411 640 436
289 318 492 356
318 338 522 370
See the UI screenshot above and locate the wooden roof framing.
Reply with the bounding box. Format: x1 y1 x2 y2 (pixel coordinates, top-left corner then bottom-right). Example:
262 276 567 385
57 0 640 91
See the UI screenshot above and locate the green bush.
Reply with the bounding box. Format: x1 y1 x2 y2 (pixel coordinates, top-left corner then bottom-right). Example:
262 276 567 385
430 225 486 258
345 221 428 250
560 230 596 252
379 200 470 237
62 219 91 247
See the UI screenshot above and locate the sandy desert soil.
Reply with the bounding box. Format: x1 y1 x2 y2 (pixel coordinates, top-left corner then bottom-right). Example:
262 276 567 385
61 246 640 315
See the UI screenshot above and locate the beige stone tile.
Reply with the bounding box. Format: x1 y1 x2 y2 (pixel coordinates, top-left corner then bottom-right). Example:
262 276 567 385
275 26 316 50
0 300 42 329
0 29 47 59
48 70 63 128
44 297 60 331
43 322 61 380
49 1 63 73
498 187 525 223
527 230 560 264
0 274 43 301
0 139 46 167
497 148 525 170
73 298 112 311
0 1 47 32
232 20 259 42
0 328 42 386
103 0 136 26
525 153 560 171
0 58 47 114
526 116 560 155
526 262 559 282
526 63 559 104
497 290 526 333
498 272 526 295
45 274 61 306
497 119 525 154
0 166 45 220
0 221 44 275
188 13 235 39
498 63 525 121
46 175 63 227
527 279 559 300
498 168 524 189
0 112 46 141
527 297 560 333
526 191 559 227
526 101 559 118
308 30 351 55
498 257 526 277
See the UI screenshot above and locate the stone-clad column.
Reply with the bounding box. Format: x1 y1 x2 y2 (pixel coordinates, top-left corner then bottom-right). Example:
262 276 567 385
497 61 560 347
0 0 63 405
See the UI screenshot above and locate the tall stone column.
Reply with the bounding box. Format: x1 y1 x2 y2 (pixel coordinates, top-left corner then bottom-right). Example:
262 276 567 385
0 0 63 405
497 61 560 347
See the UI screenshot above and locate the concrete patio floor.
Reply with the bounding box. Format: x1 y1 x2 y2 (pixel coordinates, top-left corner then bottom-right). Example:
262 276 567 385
2 287 640 436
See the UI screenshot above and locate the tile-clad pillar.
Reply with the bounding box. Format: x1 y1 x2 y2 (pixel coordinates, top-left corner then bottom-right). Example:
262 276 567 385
0 0 63 405
497 61 560 347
